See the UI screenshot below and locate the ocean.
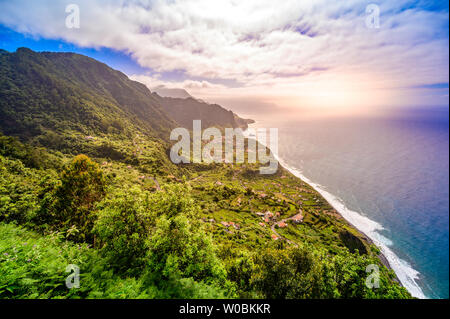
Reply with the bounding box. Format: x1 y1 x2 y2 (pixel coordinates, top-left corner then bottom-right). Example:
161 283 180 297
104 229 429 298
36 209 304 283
244 107 449 299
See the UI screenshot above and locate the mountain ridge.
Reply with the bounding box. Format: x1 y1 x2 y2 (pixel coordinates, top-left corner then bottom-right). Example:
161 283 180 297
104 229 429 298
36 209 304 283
0 47 176 140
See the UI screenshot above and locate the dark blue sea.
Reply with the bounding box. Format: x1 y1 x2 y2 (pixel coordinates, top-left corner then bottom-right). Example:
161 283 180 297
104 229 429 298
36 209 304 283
245 107 449 298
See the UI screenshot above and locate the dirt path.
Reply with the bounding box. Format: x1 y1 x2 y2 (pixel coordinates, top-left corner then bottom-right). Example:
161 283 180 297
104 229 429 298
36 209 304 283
189 175 202 183
151 176 161 191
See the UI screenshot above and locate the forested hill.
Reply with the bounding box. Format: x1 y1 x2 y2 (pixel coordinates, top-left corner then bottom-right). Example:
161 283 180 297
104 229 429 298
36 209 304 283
0 47 176 141
0 48 252 143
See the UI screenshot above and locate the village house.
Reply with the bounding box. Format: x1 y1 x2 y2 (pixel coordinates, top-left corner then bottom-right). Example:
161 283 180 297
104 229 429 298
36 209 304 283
292 212 304 224
221 221 239 230
277 221 287 228
264 211 274 219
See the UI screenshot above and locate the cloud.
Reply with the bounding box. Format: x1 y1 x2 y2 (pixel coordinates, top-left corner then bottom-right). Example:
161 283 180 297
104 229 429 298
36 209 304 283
0 0 448 108
130 74 227 93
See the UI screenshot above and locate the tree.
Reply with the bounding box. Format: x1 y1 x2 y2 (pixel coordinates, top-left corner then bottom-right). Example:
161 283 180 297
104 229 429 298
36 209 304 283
144 184 228 294
40 154 106 242
251 245 331 299
251 248 297 298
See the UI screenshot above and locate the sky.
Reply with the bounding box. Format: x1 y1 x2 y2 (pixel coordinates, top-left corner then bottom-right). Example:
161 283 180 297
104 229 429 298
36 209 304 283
0 0 448 116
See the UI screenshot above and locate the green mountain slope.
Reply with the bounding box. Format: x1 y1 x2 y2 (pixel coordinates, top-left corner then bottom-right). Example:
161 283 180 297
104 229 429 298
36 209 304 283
0 48 176 140
0 48 411 299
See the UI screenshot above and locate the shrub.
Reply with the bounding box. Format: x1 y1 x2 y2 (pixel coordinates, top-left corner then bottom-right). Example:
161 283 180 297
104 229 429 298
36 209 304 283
93 187 153 273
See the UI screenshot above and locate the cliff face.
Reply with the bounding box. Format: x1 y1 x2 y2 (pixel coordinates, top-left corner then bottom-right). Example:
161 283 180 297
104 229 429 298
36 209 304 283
233 113 255 130
339 230 368 254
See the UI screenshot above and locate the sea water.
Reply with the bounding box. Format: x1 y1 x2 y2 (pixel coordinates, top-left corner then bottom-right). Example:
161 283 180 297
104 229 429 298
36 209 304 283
244 107 449 299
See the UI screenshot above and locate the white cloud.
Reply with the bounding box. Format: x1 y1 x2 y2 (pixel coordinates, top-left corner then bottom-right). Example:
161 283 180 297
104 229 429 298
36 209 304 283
130 74 227 93
0 0 448 108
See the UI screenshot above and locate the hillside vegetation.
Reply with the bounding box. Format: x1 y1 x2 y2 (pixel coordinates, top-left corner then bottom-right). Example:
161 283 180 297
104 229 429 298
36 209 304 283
0 48 411 299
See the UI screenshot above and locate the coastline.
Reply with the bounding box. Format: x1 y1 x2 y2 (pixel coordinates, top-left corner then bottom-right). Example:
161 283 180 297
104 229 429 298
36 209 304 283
242 120 426 299
279 161 394 271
